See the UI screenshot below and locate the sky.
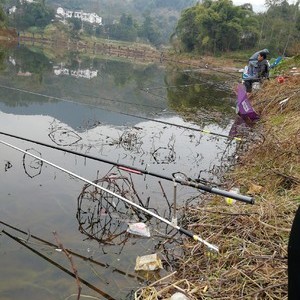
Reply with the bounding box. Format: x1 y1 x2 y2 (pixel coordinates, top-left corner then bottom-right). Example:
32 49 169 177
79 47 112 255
232 0 297 12
232 0 266 12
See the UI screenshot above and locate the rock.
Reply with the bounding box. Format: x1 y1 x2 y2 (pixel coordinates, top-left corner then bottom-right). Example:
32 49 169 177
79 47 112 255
170 292 189 300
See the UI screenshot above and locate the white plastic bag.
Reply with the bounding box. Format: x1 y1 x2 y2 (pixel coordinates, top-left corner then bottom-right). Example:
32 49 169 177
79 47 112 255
127 222 150 237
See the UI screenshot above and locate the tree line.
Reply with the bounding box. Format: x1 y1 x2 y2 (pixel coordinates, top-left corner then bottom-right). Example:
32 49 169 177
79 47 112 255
0 0 299 55
175 0 300 55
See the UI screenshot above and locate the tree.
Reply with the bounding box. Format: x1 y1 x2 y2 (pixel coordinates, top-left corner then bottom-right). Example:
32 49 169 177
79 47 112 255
13 2 54 30
257 1 300 54
0 4 7 27
107 13 138 42
175 0 260 53
139 12 162 46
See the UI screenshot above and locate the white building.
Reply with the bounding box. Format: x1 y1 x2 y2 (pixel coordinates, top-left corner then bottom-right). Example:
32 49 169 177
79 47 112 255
53 65 98 79
20 0 36 3
8 6 17 14
56 7 102 25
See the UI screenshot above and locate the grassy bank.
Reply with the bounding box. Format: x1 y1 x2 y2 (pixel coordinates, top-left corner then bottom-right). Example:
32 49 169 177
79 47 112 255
136 57 300 299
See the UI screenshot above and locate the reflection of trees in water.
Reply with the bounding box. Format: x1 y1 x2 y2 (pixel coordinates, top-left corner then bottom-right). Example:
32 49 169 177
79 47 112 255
164 67 234 127
0 47 6 71
11 46 52 75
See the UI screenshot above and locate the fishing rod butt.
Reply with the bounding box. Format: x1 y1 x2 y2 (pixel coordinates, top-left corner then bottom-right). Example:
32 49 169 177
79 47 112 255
211 187 255 204
179 228 219 253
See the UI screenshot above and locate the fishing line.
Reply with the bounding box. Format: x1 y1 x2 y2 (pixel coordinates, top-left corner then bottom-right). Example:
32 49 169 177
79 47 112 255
0 84 242 140
164 57 241 79
139 88 168 100
0 139 219 252
0 83 165 110
78 93 166 110
181 70 235 93
0 131 252 203
141 83 198 91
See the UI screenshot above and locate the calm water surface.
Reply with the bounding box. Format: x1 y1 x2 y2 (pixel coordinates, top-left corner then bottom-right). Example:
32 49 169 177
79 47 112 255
0 44 238 299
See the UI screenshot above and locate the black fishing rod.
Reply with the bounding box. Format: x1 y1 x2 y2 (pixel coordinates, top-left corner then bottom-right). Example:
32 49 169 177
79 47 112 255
0 139 219 252
0 220 144 281
0 131 253 204
2 230 116 300
0 84 241 140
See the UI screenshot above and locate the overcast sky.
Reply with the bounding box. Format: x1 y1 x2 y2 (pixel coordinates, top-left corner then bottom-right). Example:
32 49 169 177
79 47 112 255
232 0 296 12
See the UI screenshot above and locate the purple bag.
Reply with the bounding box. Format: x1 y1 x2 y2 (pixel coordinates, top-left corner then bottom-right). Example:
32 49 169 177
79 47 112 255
236 84 259 121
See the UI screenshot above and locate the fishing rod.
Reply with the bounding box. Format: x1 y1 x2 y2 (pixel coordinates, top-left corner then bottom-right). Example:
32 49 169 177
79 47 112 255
2 230 116 300
0 139 219 252
0 220 144 281
164 57 241 79
0 131 253 204
0 84 241 140
79 93 166 110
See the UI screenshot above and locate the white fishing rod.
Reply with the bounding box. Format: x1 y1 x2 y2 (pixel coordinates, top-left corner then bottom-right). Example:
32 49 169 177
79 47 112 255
0 139 219 253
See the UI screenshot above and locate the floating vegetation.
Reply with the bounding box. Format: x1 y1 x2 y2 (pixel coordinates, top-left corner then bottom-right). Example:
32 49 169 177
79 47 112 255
49 120 82 146
22 148 43 178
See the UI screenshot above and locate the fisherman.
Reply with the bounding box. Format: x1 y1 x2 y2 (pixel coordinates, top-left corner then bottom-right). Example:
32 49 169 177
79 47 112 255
249 48 269 62
256 52 269 79
244 51 269 93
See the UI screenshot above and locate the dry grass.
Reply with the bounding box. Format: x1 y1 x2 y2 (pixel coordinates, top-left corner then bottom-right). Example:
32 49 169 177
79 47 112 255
136 66 300 299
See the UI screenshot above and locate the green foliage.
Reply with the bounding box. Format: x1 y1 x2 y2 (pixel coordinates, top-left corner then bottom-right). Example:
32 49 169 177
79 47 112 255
0 47 6 70
94 12 162 46
176 0 258 53
257 1 300 55
46 0 197 14
44 0 197 44
140 13 162 46
165 69 234 127
108 14 138 42
11 1 54 30
0 4 8 27
69 17 82 31
175 0 300 55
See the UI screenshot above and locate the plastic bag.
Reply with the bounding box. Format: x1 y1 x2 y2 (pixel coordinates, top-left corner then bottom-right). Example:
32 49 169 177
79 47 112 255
135 253 163 271
127 222 150 237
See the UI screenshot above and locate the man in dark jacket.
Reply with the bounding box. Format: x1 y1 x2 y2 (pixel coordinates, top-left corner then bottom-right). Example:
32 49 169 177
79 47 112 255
244 51 269 93
256 52 269 79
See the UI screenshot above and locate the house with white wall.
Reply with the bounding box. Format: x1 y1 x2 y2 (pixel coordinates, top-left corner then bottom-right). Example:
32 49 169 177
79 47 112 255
56 7 102 25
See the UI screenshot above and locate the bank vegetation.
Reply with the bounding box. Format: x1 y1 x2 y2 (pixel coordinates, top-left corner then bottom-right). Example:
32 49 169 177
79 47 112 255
135 57 300 299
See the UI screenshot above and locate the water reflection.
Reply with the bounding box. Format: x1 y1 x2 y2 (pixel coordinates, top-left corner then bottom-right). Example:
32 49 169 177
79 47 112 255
0 44 238 299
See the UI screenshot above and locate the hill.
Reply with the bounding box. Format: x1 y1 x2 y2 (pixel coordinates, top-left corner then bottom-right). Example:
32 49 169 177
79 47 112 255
46 0 198 21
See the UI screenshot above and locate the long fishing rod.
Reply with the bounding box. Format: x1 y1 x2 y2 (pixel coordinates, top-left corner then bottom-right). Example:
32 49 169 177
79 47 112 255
2 230 116 300
0 131 253 204
164 57 241 79
0 139 219 252
0 220 144 281
0 84 241 140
